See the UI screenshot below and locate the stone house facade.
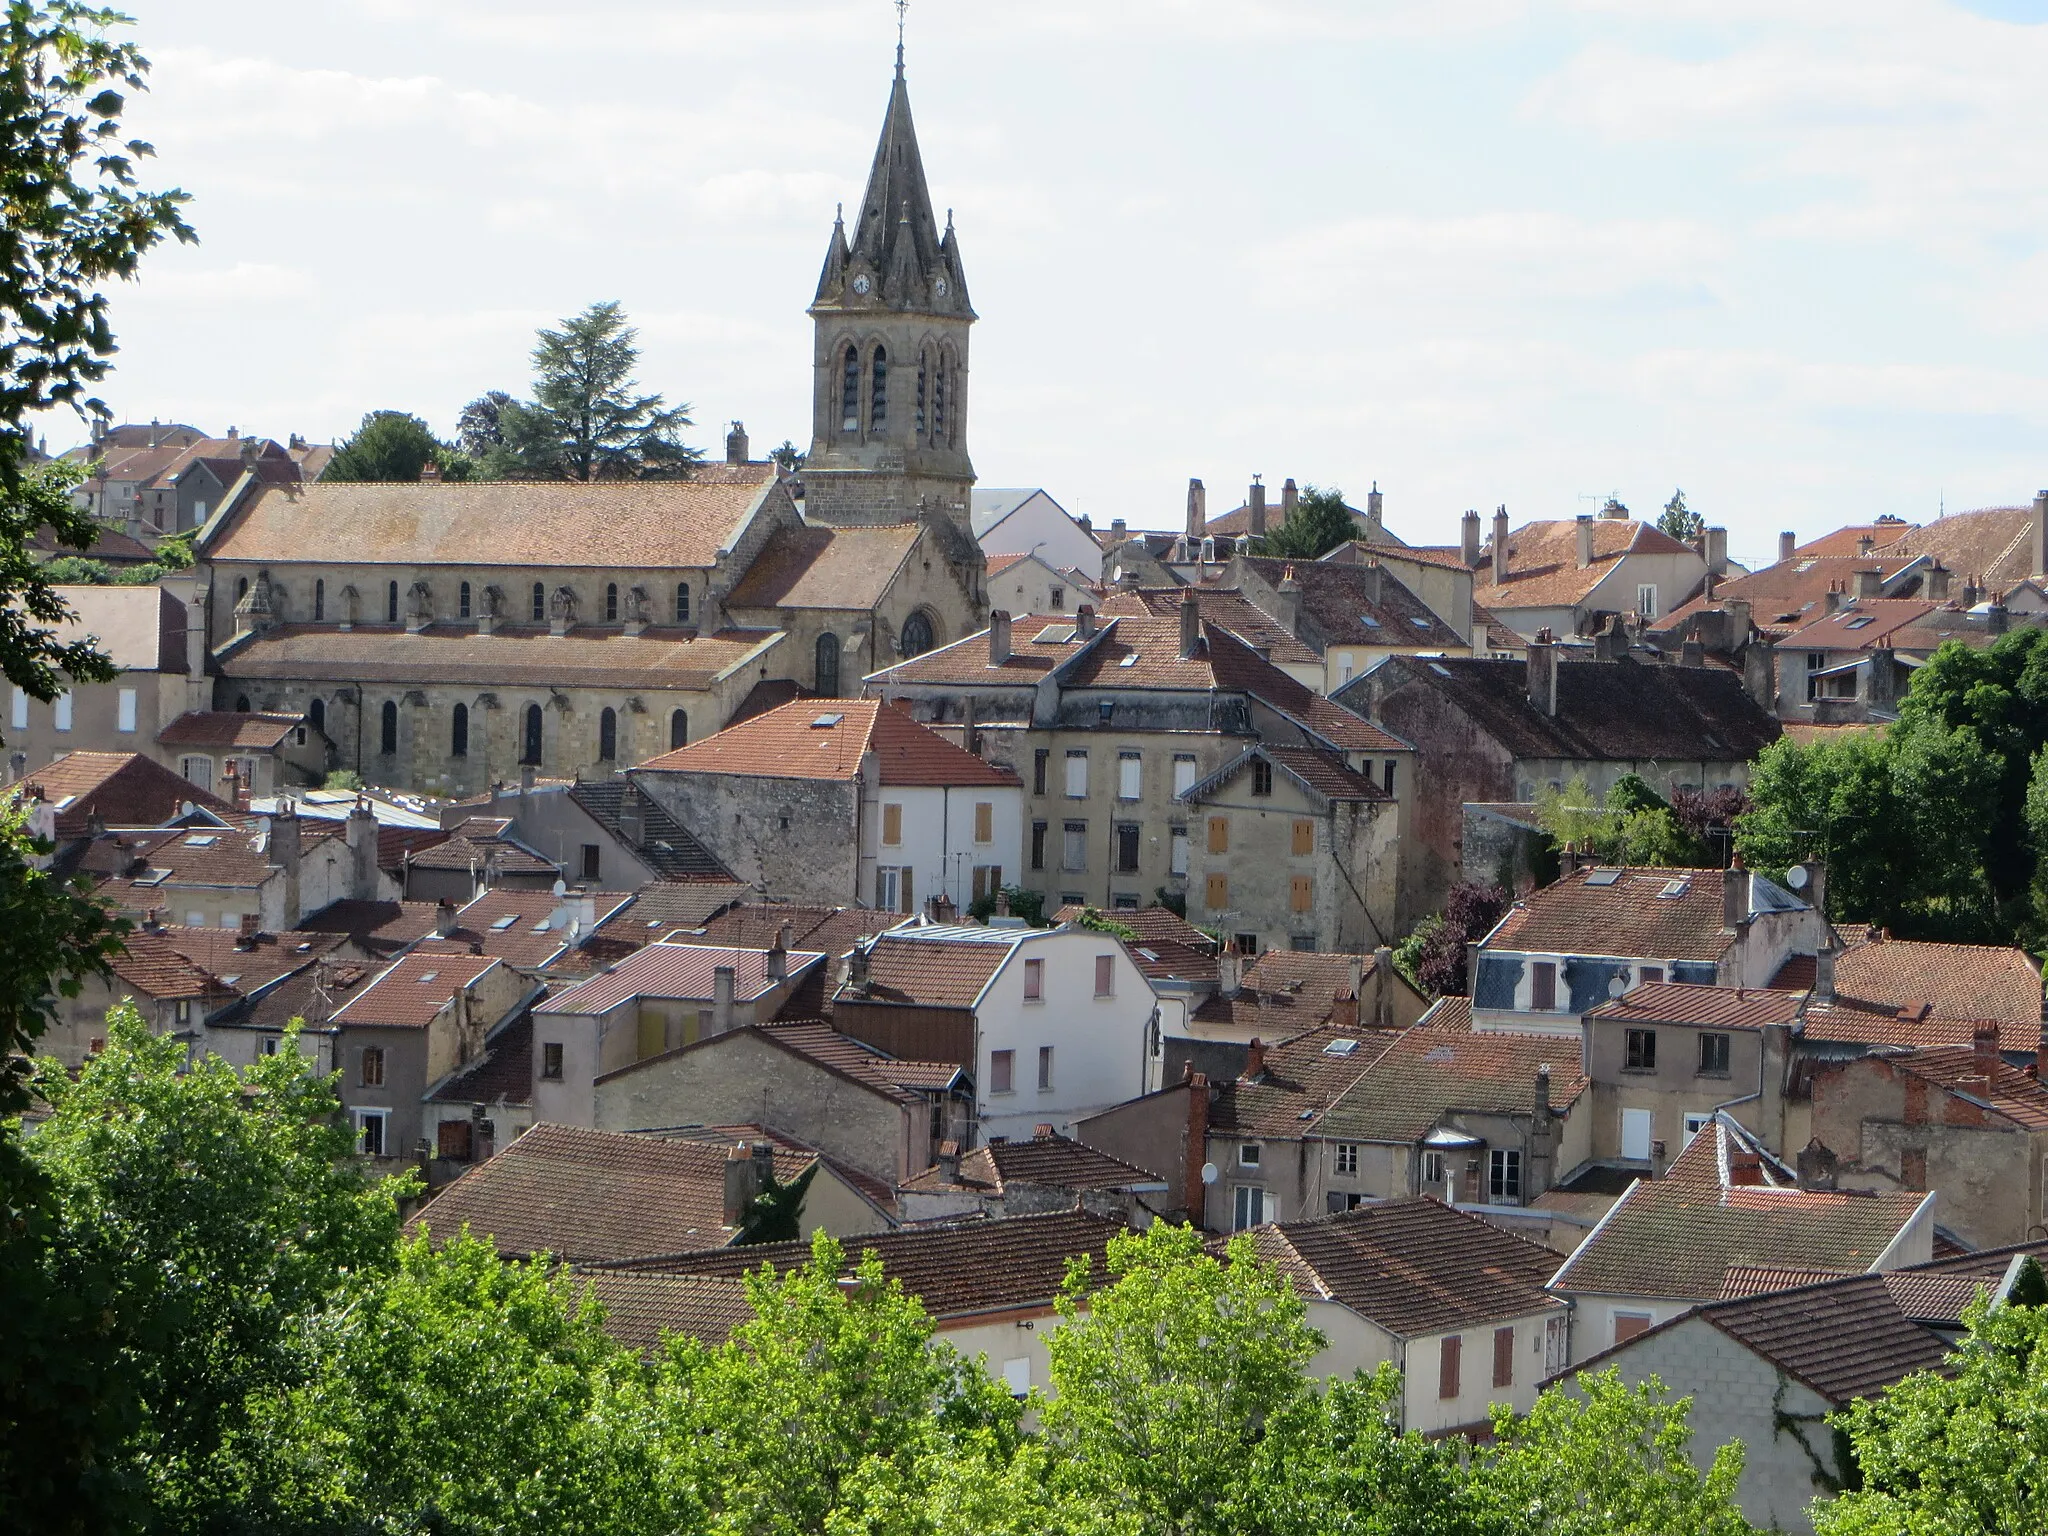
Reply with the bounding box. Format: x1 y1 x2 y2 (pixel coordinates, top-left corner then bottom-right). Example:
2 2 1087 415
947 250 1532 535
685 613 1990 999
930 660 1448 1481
1472 509 1711 638
8 583 203 779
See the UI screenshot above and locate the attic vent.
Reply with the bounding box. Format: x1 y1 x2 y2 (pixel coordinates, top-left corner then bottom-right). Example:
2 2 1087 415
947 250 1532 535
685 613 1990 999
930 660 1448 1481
1323 1038 1360 1056
1428 663 1452 677
1118 652 1139 667
1658 877 1691 899
490 915 518 930
184 834 218 847
1585 869 1622 886
417 971 439 983
811 713 845 728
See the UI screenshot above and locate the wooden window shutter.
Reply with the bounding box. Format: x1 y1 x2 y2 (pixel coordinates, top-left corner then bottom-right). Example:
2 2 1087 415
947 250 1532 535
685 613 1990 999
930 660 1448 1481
1438 1334 1462 1400
437 1119 473 1161
882 803 903 846
1205 873 1229 909
1207 815 1229 854
901 867 914 914
1290 875 1313 912
1292 819 1314 856
974 801 993 842
1492 1326 1514 1389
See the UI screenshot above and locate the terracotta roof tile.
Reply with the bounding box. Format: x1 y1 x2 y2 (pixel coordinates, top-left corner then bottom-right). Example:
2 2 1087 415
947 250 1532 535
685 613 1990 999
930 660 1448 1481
1886 1046 2048 1130
139 923 346 996
156 711 306 749
747 1019 963 1106
869 616 1068 685
1793 520 1917 558
1474 520 1696 611
1207 1023 1401 1138
1657 553 1924 636
296 898 445 955
330 952 502 1030
576 1269 755 1353
1097 587 1322 669
1783 598 1944 650
1888 505 2036 591
1485 867 1804 965
634 698 1014 787
842 929 1017 1009
402 818 555 877
1239 557 1466 650
901 1131 1162 1194
1203 626 1409 752
108 929 239 1005
589 883 753 948
689 902 905 957
1800 937 2043 1033
211 476 777 570
1052 904 1219 985
553 942 824 1020
724 523 920 610
1318 1028 1588 1144
419 888 634 969
18 751 231 836
1194 950 1367 1034
1588 982 1805 1032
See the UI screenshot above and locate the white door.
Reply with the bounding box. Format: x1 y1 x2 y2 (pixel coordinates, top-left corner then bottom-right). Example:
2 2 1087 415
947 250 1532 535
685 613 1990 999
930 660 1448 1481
1621 1108 1653 1161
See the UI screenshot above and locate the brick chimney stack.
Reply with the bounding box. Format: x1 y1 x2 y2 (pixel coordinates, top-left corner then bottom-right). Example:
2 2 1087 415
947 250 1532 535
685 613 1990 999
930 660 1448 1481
987 609 1012 665
1179 593 1200 660
1185 478 1207 540
1461 509 1482 568
1779 530 1797 563
1248 477 1267 540
1492 506 1511 586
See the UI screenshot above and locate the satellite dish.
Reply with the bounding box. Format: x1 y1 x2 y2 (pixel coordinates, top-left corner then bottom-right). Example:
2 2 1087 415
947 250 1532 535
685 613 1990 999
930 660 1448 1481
1200 1161 1219 1186
552 878 567 897
1786 864 1810 890
180 800 195 817
1608 975 1627 999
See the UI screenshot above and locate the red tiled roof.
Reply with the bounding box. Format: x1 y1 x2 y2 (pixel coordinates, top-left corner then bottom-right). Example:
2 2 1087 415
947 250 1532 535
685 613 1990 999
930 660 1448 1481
901 1131 1162 1194
1097 587 1323 670
576 1270 755 1354
841 928 1022 1009
1318 1028 1588 1143
1588 982 1805 1032
140 924 346 996
1475 520 1696 611
296 898 445 955
1799 1004 2010 1051
1052 904 1219 985
1794 521 1917 558
1887 1046 2048 1130
723 522 920 610
1887 505 2036 591
1239 556 1466 651
1796 936 2042 1033
330 952 502 1029
588 883 753 949
1657 553 1924 636
545 941 824 1015
108 929 239 1005
1782 599 1944 651
634 698 1014 787
1207 1023 1401 1138
18 751 230 837
1485 867 1774 965
156 711 306 749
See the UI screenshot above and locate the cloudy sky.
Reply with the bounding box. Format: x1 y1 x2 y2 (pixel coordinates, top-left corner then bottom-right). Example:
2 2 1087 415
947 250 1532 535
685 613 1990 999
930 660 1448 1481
57 0 2048 565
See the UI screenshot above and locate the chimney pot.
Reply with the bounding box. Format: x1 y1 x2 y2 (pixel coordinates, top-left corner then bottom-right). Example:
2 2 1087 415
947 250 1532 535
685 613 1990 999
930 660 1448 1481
987 609 1012 666
936 1138 960 1180
1461 509 1483 568
1243 1036 1266 1082
1179 593 1200 659
1186 478 1207 540
1280 478 1299 523
1779 530 1797 563
1492 506 1511 586
1974 1023 2001 1077
1248 478 1267 539
1075 604 1095 638
725 420 749 465
1575 514 1594 569
435 899 457 937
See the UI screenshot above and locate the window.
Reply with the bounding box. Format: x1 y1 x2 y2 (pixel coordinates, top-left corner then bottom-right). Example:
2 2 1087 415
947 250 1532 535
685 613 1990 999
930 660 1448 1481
599 707 618 761
1492 1327 1515 1390
1114 821 1140 873
1117 751 1142 800
1170 824 1188 876
379 700 398 756
1422 1150 1446 1188
900 611 934 656
263 1037 280 1057
916 350 928 433
1064 749 1089 798
841 343 860 431
1173 753 1197 796
522 703 543 765
1438 1335 1462 1400
459 580 471 618
815 632 841 696
1290 875 1313 912
1335 1143 1358 1176
451 702 468 758
933 347 948 438
1205 873 1229 909
1613 1312 1653 1346
309 697 325 735
1621 1107 1654 1161
1207 816 1229 854
1038 1045 1055 1091
387 581 399 623
882 803 904 846
1635 583 1658 620
1232 1185 1269 1231
1050 585 1065 610
1240 1143 1261 1166
542 1042 564 1080
1023 957 1044 1000
1063 820 1087 870
990 1048 1015 1094
669 709 688 750
876 865 907 911
574 843 599 882
1291 819 1314 856
1094 954 1115 997
1699 1032 1730 1075
314 578 325 621
1383 759 1397 795
1489 1148 1522 1203
52 691 71 732
1625 1029 1658 1071
234 694 250 714
117 687 137 733
1033 749 1049 796
1683 1112 1713 1148
972 864 1003 902
355 1110 388 1158
532 582 546 621
1530 960 1556 1010
870 345 887 430
181 757 213 793
360 1047 386 1087
237 576 249 602
1030 821 1047 870
1002 1358 1030 1397
1251 758 1274 796
1639 965 1665 985
675 583 690 624
973 801 993 843
9 688 23 730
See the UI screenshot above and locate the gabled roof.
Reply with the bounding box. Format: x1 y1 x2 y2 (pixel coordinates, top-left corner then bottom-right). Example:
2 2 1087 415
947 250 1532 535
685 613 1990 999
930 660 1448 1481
401 817 556 878
723 523 920 611
329 952 503 1029
1587 982 1805 1032
1237 556 1466 650
208 476 779 569
1097 587 1322 670
565 780 734 882
1773 934 2042 1033
1317 1028 1588 1144
425 1007 534 1107
415 887 634 969
1183 743 1387 806
1207 1023 1400 1139
591 1209 1130 1321
841 927 1021 1009
598 1018 963 1105
634 698 1015 788
576 1270 755 1354
1484 867 1806 965
157 710 306 749
545 942 824 1015
17 750 230 837
408 1122 816 1262
1794 520 1917 558
1887 505 2038 592
1193 950 1368 1035
1236 1198 1565 1339
901 1130 1163 1195
1872 1046 2048 1130
1656 553 1924 636
108 929 240 1007
1052 904 1219 986
1783 598 1944 651
1474 519 1697 611
137 923 346 997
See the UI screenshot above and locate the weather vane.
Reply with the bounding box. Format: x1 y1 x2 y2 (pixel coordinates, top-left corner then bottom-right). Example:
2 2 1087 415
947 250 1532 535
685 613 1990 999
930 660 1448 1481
896 0 909 66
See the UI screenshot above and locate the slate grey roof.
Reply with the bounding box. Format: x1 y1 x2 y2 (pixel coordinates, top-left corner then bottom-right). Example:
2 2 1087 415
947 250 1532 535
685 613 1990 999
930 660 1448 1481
567 781 734 882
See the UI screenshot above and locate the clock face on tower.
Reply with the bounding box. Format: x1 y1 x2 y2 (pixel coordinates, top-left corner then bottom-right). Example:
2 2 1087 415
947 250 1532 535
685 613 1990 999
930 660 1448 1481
934 277 949 298
851 274 872 296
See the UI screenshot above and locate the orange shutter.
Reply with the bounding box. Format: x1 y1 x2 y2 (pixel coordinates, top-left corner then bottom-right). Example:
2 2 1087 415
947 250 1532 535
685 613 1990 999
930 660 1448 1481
1290 875 1313 912
1492 1326 1515 1389
974 801 993 842
1205 873 1229 910
1438 1335 1462 1400
1292 819 1314 856
1207 815 1229 853
882 803 903 846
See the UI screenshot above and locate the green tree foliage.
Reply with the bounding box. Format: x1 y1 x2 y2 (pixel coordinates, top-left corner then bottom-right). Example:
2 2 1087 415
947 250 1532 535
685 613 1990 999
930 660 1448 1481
3 459 118 701
27 1008 408 1521
1815 1295 2048 1536
769 439 807 472
0 1 194 478
735 1161 816 1245
1412 880 1509 996
1259 482 1359 561
39 551 106 581
1658 488 1702 543
485 301 700 480
321 408 459 483
455 388 514 457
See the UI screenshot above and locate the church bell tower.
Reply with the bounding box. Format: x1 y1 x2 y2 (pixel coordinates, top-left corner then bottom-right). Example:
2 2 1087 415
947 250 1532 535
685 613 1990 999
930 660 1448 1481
802 40 976 534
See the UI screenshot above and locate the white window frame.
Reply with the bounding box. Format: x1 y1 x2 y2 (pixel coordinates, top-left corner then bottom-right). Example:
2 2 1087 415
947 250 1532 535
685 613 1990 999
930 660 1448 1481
353 1108 390 1158
1635 582 1658 620
52 691 71 732
1232 1184 1270 1231
1064 750 1089 798
117 686 137 733
1172 754 1197 797
1335 1143 1359 1177
1682 1112 1714 1148
1488 1147 1523 1204
1117 751 1142 801
1239 1142 1262 1167
876 867 902 911
1169 825 1188 877
9 687 25 730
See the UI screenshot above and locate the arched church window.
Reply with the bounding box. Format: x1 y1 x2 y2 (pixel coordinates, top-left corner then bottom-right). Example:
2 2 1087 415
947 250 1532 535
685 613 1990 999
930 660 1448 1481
675 583 690 624
308 697 325 736
932 352 948 441
670 709 688 750
599 707 618 762
605 583 619 623
815 632 841 697
387 581 399 624
915 351 928 435
870 346 888 432
841 344 860 432
380 700 398 756
522 703 543 765
901 612 934 658
451 703 469 758
314 579 324 621
459 581 471 619
531 582 546 621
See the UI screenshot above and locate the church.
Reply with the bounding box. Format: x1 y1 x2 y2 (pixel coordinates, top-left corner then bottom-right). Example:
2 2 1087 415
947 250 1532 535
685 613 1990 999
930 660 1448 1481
194 49 990 797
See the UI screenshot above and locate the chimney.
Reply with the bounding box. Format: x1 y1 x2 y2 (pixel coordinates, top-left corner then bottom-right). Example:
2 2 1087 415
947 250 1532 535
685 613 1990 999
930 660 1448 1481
1926 562 1952 603
346 798 379 901
1109 517 1127 545
1363 556 1383 607
1778 530 1797 563
142 907 162 932
1275 565 1302 632
618 781 644 847
1722 864 1751 931
1179 593 1200 659
432 898 458 938
1989 598 2010 636
1728 1148 1766 1186
1704 526 1728 577
2034 490 2048 578
993 890 1010 918
1371 945 1393 1026
1679 638 1705 668
1248 477 1267 539
1217 949 1242 997
936 1138 960 1182
1366 482 1384 540
1534 1064 1551 1119
723 1142 765 1225
1185 477 1207 540
1182 1072 1210 1223
1280 477 1299 524
1461 509 1482 567
712 965 736 1035
1855 567 1882 600
1974 1023 2001 1078
725 420 749 465
1814 944 1837 1004
520 763 535 795
1823 583 1842 616
988 609 1012 665
1525 628 1558 716
235 911 260 950
768 921 790 982
1857 534 1875 557
1075 604 1095 638
1744 635 1777 712
1242 1036 1266 1082
417 458 440 483
1492 506 1511 586
1575 514 1594 569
